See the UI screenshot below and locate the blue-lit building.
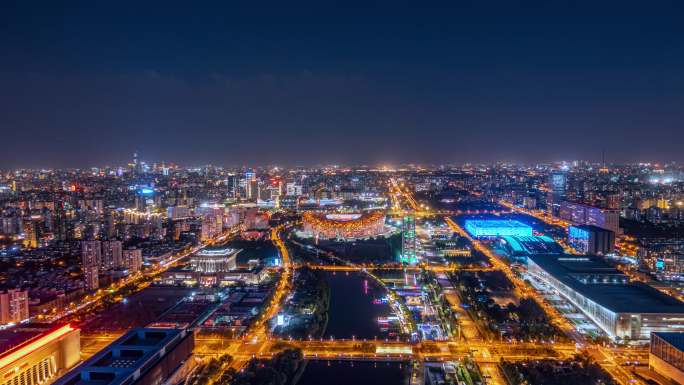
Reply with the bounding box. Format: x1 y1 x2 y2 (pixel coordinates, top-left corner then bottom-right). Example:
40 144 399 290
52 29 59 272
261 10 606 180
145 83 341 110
53 328 194 385
464 219 533 238
134 187 156 211
568 225 615 255
499 235 563 262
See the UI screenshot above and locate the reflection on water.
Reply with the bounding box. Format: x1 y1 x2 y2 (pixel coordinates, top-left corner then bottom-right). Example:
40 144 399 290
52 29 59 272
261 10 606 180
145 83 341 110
324 271 394 339
297 360 409 385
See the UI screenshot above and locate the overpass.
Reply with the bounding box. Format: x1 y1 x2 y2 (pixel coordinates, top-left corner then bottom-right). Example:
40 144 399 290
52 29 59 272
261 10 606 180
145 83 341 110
194 337 578 363
303 263 492 273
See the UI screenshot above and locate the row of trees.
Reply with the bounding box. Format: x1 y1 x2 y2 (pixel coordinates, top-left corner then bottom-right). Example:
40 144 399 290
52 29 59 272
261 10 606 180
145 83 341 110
229 349 305 385
453 271 566 342
501 356 617 385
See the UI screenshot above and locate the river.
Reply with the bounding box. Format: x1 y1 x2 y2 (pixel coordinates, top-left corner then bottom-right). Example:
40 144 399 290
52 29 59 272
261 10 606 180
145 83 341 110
323 271 395 340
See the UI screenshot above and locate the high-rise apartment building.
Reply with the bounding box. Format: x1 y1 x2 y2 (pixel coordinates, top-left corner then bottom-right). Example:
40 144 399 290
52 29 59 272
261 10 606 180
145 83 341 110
0 289 29 325
81 240 101 291
102 240 123 269
122 248 143 273
559 201 620 234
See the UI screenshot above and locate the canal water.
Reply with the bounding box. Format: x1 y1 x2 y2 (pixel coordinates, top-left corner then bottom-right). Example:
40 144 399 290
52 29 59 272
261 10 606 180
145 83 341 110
297 361 409 385
323 271 394 340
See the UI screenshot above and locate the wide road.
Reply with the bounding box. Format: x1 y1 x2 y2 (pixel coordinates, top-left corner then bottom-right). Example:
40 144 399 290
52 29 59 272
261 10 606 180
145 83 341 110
220 225 294 373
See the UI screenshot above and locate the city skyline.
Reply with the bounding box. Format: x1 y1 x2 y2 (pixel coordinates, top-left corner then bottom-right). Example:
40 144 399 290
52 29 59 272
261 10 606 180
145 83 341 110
2 156 684 385
2 155 682 172
2 1 684 167
3 3 684 384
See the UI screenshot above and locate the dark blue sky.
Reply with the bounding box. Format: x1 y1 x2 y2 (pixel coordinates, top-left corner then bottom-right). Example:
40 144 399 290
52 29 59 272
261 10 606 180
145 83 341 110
1 1 683 167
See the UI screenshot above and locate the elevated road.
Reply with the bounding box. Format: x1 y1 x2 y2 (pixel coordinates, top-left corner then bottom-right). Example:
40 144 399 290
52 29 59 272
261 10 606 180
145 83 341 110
303 263 492 273
195 337 578 363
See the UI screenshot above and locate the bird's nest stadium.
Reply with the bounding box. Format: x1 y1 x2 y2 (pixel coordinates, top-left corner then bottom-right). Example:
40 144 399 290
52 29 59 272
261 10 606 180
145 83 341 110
301 211 388 239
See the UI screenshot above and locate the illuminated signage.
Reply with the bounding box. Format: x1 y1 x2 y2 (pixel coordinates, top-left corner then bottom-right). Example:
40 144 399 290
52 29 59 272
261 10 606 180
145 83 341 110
0 325 76 370
375 345 413 354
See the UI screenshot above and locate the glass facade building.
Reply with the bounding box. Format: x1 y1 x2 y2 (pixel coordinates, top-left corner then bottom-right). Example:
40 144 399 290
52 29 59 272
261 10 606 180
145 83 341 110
568 225 615 255
650 333 684 384
528 254 684 340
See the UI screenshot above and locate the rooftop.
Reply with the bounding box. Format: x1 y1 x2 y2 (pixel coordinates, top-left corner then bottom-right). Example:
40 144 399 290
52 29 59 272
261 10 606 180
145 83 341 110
529 254 684 314
653 332 684 351
0 324 77 370
195 247 240 257
53 328 189 385
0 323 60 354
501 235 563 255
465 220 531 229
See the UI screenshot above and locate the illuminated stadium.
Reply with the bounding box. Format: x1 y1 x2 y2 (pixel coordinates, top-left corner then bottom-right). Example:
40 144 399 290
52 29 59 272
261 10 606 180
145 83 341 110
464 219 533 238
302 211 387 239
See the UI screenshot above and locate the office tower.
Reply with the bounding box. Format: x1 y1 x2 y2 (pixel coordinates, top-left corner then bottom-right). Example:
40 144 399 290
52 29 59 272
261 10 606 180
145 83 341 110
22 219 39 248
568 225 616 255
225 173 238 198
549 171 567 193
547 171 566 217
401 216 417 265
133 152 143 174
53 201 67 241
102 240 123 269
559 201 620 234
103 209 116 239
247 180 258 201
0 289 29 325
245 170 258 201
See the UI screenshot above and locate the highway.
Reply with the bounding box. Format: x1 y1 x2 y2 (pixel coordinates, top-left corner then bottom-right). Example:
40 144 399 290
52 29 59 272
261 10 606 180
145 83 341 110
218 225 294 374
195 337 578 363
303 263 491 273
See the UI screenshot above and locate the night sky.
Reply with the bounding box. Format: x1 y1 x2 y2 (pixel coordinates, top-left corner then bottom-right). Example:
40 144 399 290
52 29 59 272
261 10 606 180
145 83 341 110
2 1 684 168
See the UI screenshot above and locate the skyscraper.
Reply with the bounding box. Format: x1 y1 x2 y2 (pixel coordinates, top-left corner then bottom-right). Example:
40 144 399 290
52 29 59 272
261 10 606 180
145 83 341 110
401 216 417 265
53 200 67 241
225 173 238 198
22 219 39 248
246 170 258 201
547 171 567 217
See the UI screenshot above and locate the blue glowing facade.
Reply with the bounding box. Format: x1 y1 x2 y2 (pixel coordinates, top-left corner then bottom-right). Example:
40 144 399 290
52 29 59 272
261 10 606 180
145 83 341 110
464 220 533 238
568 224 615 255
568 225 590 239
